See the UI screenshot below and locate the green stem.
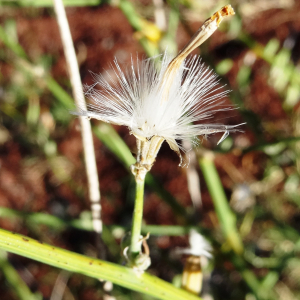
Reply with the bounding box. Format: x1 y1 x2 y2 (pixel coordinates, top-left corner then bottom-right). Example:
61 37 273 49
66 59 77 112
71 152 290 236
198 152 244 255
93 125 188 218
0 228 201 300
130 177 146 255
198 153 271 298
0 250 40 300
0 207 200 236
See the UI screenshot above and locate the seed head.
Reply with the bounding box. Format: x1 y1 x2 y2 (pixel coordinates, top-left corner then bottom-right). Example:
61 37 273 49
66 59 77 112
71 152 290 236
71 5 243 178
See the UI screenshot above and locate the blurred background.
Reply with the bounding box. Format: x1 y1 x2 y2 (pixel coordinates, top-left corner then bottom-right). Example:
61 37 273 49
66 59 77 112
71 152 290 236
0 0 300 299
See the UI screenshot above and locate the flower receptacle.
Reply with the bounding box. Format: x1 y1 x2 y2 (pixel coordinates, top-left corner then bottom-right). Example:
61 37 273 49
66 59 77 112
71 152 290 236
131 136 164 181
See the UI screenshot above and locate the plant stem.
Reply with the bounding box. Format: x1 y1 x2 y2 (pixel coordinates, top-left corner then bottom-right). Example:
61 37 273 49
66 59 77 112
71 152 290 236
53 0 102 237
198 151 244 255
130 177 146 255
0 250 40 300
0 207 207 236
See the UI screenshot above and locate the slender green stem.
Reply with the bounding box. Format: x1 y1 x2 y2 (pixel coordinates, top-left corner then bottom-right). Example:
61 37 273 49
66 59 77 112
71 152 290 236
0 228 201 300
198 152 244 255
198 153 272 298
93 125 188 218
130 178 146 255
0 250 40 300
0 207 199 236
0 206 208 244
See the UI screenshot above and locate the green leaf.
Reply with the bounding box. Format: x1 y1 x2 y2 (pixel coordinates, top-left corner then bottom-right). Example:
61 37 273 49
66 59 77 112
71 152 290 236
0 228 202 300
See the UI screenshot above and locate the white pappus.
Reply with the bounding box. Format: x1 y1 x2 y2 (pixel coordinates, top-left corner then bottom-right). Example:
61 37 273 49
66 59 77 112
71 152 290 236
73 54 242 159
71 5 244 180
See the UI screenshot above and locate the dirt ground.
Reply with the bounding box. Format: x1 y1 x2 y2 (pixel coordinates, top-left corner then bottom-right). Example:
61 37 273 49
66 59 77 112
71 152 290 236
0 1 300 299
